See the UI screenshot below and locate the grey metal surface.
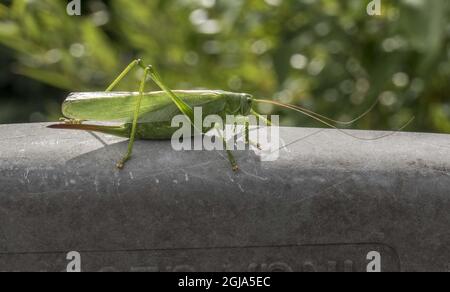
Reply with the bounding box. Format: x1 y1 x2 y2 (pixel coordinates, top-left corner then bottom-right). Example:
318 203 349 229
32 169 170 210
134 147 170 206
0 123 449 272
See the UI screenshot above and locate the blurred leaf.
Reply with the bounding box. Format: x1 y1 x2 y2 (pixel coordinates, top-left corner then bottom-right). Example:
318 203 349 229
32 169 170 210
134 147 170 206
10 0 27 18
17 66 80 90
431 104 450 132
81 21 118 72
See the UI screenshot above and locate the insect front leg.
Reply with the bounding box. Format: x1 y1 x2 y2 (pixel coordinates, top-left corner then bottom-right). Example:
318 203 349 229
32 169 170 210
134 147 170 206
251 109 272 126
231 116 262 151
242 116 262 150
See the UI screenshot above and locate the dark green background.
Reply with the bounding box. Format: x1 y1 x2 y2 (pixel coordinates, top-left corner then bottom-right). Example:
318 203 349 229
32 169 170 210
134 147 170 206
0 0 449 133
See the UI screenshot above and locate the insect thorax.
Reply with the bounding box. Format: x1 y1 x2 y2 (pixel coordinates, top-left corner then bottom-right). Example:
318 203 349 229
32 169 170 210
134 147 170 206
222 92 253 116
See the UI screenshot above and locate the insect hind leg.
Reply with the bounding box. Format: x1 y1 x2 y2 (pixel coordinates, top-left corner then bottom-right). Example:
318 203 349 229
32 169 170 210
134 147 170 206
105 59 145 92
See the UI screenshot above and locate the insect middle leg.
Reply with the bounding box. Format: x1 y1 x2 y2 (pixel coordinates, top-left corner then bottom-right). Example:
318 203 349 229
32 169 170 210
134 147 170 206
232 116 262 150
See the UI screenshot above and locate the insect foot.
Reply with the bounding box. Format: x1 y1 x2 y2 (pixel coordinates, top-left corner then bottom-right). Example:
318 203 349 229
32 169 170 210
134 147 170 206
147 65 155 74
116 161 125 169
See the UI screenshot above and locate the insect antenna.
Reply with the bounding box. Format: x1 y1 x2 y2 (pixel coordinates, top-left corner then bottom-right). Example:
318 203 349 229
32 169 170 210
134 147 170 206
277 98 379 126
253 99 414 141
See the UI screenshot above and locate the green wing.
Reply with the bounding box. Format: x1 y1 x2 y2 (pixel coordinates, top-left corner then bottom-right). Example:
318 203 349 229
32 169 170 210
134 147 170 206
62 90 227 123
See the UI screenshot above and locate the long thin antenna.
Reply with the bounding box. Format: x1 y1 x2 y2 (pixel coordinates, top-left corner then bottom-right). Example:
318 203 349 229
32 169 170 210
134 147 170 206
254 99 414 141
279 98 379 126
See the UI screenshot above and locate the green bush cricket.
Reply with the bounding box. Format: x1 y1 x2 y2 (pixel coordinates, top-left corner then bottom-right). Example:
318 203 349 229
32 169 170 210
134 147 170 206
48 59 414 171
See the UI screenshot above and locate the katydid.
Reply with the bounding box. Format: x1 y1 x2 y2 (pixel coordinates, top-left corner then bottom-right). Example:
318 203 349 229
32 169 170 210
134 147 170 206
48 59 413 171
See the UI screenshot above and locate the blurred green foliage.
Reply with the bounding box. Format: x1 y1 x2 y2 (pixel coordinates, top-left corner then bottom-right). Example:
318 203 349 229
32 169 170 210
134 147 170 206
0 0 449 133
